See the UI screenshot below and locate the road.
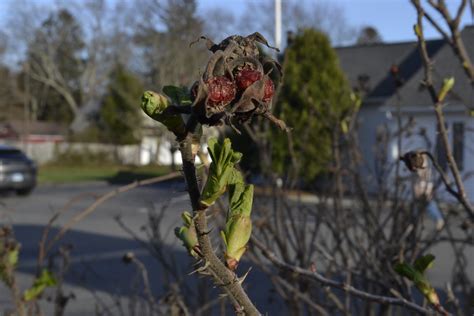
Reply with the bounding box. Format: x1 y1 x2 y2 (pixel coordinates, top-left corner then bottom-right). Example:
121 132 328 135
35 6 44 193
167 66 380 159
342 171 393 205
0 180 196 315
0 181 472 315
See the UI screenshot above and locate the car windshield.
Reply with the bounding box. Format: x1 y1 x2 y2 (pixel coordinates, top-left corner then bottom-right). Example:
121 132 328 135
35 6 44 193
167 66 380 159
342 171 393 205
0 149 25 158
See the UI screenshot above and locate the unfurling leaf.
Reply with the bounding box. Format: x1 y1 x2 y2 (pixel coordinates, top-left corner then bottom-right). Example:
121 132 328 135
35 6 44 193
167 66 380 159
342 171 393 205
141 90 186 135
199 138 242 208
437 77 454 102
394 262 419 282
222 183 254 270
414 254 435 273
24 269 57 301
174 212 199 258
394 254 440 306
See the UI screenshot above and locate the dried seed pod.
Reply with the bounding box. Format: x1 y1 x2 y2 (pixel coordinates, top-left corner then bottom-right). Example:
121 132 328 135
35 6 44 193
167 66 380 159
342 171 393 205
400 151 426 171
191 33 287 131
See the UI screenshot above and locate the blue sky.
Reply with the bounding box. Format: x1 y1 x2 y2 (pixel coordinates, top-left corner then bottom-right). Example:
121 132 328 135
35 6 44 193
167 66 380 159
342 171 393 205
1 0 472 44
197 0 473 43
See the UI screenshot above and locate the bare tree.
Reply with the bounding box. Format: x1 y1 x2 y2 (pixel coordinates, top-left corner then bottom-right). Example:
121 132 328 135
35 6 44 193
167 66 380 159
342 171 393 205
4 0 137 128
134 0 209 88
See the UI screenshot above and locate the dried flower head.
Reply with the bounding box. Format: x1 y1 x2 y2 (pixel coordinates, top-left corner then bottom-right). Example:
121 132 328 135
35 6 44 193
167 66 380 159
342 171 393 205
400 151 426 172
191 32 288 132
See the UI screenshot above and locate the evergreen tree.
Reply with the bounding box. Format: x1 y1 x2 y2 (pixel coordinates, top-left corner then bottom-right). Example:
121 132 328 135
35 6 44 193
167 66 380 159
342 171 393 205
99 64 144 145
272 29 352 181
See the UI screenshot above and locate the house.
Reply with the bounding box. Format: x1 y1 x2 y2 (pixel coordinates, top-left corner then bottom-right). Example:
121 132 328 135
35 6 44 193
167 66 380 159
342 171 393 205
0 120 66 144
336 25 474 200
0 120 68 164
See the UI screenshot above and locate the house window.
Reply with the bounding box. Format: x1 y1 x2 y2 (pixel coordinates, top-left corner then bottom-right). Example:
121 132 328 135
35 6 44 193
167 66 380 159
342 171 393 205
452 122 464 171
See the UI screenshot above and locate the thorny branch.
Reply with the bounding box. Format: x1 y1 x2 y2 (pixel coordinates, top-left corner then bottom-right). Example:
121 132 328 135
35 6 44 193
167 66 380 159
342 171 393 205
178 132 260 315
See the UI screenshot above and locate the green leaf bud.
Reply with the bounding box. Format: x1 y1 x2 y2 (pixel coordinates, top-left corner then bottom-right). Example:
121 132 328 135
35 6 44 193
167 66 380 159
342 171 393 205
141 90 186 135
175 211 199 258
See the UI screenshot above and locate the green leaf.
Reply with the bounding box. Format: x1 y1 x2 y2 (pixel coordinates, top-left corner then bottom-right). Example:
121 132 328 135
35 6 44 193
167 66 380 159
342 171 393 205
437 77 454 102
394 260 440 306
163 85 192 106
200 138 242 207
414 254 435 273
394 262 418 281
24 269 57 301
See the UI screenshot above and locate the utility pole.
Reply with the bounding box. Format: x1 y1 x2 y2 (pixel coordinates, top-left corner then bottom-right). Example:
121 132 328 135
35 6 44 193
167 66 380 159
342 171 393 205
275 0 282 52
23 62 30 152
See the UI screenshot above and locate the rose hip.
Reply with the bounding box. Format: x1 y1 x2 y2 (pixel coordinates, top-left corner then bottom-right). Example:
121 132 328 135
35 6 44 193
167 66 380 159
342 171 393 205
263 79 274 102
235 69 262 90
206 76 236 106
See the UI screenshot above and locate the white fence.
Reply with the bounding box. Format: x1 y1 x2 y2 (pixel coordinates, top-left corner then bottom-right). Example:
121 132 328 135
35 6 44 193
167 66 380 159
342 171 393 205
2 140 152 165
2 136 211 166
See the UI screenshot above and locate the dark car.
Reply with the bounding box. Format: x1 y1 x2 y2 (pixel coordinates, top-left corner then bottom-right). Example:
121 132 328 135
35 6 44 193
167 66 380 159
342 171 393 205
0 145 37 195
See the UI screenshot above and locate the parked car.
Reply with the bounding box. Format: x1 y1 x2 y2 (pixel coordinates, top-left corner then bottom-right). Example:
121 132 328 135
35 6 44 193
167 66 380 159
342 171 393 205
0 145 37 195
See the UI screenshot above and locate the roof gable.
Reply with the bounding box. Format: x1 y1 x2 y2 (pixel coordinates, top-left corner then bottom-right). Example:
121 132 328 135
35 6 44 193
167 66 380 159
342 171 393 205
336 26 474 108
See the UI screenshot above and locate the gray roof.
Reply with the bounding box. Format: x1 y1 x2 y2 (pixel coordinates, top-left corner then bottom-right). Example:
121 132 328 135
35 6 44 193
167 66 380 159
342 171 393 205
336 25 474 108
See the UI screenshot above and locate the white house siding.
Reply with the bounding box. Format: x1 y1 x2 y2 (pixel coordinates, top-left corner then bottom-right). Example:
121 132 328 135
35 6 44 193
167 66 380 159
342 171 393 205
356 104 391 186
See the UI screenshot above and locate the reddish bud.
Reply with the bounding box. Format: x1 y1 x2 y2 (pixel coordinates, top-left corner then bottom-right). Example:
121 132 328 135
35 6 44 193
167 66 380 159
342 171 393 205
390 64 399 75
263 79 274 102
206 76 236 106
236 69 262 90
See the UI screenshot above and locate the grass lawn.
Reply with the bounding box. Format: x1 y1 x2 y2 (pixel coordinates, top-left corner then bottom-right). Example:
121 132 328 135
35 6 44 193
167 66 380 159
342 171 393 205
38 164 173 184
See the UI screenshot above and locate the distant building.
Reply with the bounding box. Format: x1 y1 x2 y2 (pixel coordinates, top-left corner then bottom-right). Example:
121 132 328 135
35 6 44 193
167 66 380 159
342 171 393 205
336 25 474 200
0 120 66 144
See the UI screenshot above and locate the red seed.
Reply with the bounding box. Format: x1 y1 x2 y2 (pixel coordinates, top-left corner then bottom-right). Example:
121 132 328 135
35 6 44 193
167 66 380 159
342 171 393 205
206 76 236 106
263 79 274 102
235 69 262 90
